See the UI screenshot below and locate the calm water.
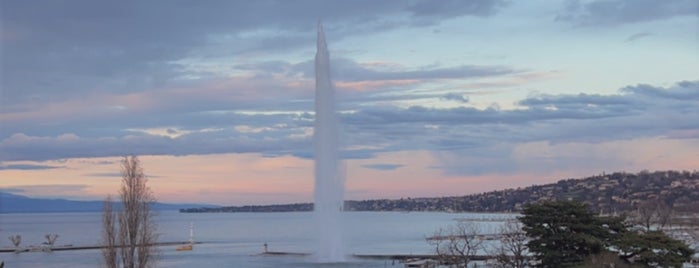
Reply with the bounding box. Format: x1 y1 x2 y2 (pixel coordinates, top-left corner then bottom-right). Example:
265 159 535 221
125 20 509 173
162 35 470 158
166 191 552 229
0 211 513 267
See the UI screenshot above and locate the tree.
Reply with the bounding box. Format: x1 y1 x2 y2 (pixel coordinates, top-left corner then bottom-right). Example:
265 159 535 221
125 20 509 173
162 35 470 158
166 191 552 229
491 219 528 268
521 200 694 267
427 221 484 267
44 234 59 251
573 251 639 268
636 200 657 231
520 200 611 267
102 155 158 268
102 195 118 268
8 235 21 253
634 199 673 231
655 200 673 230
616 230 694 267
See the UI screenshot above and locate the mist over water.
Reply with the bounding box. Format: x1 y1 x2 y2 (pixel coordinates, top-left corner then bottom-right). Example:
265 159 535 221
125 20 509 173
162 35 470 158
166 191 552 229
313 22 346 262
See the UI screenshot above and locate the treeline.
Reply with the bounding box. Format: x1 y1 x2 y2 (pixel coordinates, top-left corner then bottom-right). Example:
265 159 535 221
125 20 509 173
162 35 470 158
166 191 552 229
180 170 699 213
180 203 312 213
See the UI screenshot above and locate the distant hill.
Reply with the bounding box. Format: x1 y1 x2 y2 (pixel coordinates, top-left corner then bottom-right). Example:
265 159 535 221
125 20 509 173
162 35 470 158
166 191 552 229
346 170 699 213
181 170 699 214
0 192 219 213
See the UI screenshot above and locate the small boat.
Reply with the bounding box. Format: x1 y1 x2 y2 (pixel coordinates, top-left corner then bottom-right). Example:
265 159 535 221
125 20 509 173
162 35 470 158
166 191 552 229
176 222 195 252
176 244 193 251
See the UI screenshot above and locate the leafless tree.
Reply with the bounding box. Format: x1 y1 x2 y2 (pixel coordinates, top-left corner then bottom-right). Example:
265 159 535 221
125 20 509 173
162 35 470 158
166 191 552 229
101 155 158 268
427 221 484 267
8 235 21 252
491 219 528 268
655 201 672 230
634 199 674 231
636 199 657 231
102 195 118 268
688 213 699 254
44 234 59 249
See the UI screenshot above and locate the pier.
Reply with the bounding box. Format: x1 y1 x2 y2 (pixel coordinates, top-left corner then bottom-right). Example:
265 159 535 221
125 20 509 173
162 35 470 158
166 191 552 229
260 251 494 261
260 252 500 267
0 241 196 253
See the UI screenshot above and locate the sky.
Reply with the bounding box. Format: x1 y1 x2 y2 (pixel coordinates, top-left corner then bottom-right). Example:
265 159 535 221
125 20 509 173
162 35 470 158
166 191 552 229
1 0 698 205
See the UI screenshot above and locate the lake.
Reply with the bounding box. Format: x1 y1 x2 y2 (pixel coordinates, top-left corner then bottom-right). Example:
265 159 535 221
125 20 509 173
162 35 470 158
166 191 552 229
0 211 514 267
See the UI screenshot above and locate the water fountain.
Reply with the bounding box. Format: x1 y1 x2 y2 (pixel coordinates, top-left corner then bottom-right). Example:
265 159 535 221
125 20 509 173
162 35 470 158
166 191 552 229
313 22 345 262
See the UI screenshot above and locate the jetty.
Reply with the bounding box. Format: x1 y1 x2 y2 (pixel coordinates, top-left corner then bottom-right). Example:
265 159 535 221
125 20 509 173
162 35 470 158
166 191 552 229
0 241 196 253
259 252 498 267
260 251 494 261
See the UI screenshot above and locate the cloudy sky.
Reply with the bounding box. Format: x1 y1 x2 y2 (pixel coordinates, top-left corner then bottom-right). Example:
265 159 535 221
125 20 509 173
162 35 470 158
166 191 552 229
1 0 698 205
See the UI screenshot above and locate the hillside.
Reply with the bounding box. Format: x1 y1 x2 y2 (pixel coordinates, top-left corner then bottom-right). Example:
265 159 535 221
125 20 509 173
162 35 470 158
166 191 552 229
181 170 699 213
347 170 699 213
0 192 218 213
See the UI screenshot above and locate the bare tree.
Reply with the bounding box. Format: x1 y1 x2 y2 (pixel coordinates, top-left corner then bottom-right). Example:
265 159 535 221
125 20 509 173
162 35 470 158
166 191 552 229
101 155 158 268
634 199 674 231
427 221 484 267
636 200 657 231
491 219 528 268
655 200 672 230
102 195 118 268
44 234 59 251
8 235 21 252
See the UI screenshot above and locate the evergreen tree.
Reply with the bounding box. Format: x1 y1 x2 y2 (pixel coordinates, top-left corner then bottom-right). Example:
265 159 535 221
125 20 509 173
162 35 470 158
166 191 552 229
520 200 610 267
616 230 694 267
521 200 694 267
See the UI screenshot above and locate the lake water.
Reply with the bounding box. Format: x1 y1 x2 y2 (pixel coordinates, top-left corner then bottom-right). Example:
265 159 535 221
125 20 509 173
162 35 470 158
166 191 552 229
0 211 514 267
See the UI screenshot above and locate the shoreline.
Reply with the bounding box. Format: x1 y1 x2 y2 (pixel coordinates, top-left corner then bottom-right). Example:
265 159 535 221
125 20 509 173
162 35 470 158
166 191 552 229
0 241 196 253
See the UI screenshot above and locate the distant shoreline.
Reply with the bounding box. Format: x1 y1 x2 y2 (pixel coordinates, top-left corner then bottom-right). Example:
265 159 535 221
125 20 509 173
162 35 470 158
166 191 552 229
0 192 219 214
181 171 699 214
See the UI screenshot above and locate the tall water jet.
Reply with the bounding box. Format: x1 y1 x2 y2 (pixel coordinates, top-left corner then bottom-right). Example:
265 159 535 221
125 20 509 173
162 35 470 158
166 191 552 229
314 22 345 262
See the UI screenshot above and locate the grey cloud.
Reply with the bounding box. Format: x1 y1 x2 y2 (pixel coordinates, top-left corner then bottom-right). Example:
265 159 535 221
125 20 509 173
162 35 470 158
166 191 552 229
3 184 88 193
406 0 508 18
518 93 632 106
1 79 697 165
441 93 470 103
0 188 26 194
625 32 652 42
0 78 316 140
84 172 123 178
621 81 699 100
84 172 163 179
361 164 404 171
1 0 507 106
240 58 519 82
232 58 516 109
331 59 517 82
557 0 698 26
342 103 630 127
339 81 699 167
236 61 301 75
0 127 312 161
517 93 638 118
0 164 61 170
0 184 98 200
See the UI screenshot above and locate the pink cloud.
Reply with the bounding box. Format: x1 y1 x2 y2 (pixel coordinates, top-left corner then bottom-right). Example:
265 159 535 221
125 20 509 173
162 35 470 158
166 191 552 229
335 79 421 91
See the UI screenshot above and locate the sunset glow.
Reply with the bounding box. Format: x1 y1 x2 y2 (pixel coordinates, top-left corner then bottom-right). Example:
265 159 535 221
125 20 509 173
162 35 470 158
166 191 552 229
1 0 697 205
